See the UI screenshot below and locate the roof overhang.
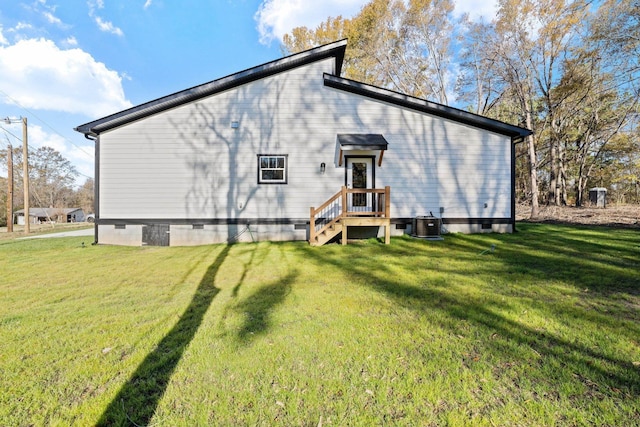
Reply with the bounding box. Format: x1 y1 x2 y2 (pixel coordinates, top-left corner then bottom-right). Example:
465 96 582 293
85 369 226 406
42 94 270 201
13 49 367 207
338 134 388 150
337 134 388 166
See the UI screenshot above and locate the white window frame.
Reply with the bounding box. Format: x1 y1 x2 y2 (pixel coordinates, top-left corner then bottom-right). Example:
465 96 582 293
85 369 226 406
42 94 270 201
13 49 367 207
257 154 288 184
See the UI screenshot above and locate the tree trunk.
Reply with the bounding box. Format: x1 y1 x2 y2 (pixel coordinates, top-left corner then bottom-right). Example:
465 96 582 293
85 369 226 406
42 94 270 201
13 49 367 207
525 111 540 218
575 158 587 206
559 141 568 205
548 137 558 205
576 177 585 206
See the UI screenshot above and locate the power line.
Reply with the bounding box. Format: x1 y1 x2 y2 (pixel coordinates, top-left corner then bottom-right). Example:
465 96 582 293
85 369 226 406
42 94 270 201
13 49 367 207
1 129 13 149
0 125 22 145
0 88 93 158
1 125 93 180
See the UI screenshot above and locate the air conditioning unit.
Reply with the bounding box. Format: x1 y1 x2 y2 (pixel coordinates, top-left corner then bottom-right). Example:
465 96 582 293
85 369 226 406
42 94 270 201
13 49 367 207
412 215 441 238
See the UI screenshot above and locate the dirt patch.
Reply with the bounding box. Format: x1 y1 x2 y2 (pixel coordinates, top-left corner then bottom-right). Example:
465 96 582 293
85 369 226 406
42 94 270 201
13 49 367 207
517 204 640 228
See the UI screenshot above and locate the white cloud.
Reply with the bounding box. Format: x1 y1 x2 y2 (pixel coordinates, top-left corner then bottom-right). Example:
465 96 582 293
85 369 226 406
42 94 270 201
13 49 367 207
87 0 124 36
63 36 78 47
32 0 70 29
144 0 153 10
0 38 132 118
454 0 498 21
13 22 34 33
30 125 96 180
0 27 7 46
94 16 124 36
43 11 63 26
28 124 71 153
255 0 368 44
88 0 105 10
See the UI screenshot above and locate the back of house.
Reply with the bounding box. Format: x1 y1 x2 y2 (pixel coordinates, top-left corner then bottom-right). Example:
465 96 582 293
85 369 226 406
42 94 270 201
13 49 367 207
75 39 531 246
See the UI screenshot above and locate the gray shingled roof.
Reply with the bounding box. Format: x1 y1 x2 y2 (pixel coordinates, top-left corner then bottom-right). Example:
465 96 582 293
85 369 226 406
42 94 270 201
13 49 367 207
338 134 389 150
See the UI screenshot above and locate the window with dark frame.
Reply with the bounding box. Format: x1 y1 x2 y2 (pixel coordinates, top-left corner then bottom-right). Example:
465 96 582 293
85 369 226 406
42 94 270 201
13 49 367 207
257 154 288 184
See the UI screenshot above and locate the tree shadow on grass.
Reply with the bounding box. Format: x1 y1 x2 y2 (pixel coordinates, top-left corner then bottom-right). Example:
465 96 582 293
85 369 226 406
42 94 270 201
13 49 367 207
234 271 296 343
296 232 640 397
96 245 231 426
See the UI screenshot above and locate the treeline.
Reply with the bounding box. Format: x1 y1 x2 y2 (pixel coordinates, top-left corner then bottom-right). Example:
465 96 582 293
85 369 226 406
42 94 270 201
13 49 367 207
0 145 94 227
282 0 640 216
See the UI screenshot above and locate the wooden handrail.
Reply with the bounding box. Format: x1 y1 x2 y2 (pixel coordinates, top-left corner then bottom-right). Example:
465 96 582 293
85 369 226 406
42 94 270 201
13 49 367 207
311 189 342 217
343 186 390 218
344 188 388 194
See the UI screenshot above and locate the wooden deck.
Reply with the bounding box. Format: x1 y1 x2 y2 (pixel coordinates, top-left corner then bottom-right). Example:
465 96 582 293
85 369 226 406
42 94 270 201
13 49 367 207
310 186 391 246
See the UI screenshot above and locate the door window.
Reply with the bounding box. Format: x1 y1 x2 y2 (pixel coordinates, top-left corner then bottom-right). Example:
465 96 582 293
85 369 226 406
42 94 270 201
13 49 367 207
346 157 374 211
352 162 367 206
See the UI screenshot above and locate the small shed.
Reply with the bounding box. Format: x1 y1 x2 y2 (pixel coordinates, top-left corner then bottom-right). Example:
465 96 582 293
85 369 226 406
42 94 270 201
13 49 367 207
588 188 607 208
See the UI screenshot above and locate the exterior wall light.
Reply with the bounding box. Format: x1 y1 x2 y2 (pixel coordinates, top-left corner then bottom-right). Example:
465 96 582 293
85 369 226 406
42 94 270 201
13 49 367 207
320 162 326 174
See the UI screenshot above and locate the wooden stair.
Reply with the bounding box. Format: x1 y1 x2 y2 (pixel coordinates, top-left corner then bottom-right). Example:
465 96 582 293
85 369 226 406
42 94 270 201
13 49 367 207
311 222 343 246
310 186 391 246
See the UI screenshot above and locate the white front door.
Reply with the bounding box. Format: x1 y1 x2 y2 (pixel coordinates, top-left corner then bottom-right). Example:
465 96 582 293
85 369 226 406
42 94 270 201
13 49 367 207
346 157 374 212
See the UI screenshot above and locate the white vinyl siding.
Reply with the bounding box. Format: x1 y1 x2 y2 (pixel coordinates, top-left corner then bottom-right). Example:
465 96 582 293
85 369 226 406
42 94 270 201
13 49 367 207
98 57 513 223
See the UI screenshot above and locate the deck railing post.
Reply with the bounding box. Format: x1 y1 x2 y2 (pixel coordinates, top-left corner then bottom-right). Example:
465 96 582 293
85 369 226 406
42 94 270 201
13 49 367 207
341 186 347 217
385 186 390 218
309 207 316 243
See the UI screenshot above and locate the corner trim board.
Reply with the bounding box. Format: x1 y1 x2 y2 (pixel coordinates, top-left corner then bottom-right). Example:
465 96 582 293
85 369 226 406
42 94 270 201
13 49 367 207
93 136 100 245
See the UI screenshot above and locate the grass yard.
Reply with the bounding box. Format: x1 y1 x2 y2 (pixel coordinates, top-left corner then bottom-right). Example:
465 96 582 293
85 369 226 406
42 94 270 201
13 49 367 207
0 223 638 426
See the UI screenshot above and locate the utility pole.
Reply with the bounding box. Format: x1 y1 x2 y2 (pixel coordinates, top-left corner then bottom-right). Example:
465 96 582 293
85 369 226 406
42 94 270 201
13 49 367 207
6 143 13 233
22 117 29 234
2 116 29 233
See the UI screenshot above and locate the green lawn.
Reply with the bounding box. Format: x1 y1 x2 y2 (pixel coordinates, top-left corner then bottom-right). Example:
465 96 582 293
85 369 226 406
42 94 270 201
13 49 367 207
0 224 638 426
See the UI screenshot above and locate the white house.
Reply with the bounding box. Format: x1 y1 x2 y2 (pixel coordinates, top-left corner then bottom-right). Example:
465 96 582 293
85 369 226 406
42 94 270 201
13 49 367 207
75 39 531 247
14 207 86 225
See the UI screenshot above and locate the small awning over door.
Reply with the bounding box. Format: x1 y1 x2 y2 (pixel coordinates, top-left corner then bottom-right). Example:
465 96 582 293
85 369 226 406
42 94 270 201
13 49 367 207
337 134 388 166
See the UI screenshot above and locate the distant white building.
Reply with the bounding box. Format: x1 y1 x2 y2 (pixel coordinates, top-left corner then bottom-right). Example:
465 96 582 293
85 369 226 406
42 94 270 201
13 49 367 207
75 39 531 246
14 208 85 225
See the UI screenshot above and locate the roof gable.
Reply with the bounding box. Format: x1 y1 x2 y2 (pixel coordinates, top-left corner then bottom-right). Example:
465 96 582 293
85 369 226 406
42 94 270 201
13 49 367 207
75 39 348 137
323 74 532 142
75 38 532 141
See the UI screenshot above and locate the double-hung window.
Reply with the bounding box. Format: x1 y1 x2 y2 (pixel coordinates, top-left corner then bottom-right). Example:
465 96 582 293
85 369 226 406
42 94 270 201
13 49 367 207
257 154 288 184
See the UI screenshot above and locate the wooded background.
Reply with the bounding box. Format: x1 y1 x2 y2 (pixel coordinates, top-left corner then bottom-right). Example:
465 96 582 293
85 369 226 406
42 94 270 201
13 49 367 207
282 0 639 217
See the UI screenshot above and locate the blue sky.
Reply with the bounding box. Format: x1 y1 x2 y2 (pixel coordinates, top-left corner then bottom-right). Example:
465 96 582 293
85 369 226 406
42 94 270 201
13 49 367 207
0 0 497 186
